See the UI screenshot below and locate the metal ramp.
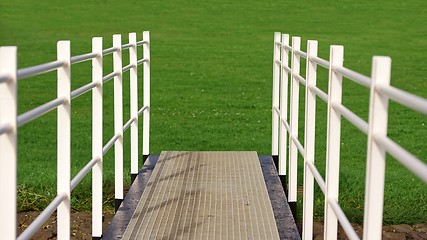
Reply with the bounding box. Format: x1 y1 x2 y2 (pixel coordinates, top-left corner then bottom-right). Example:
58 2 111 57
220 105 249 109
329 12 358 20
122 151 279 239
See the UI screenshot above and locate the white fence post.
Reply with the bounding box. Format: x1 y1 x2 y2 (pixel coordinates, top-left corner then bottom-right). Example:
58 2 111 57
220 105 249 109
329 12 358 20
272 32 281 163
113 34 124 212
142 31 150 159
0 47 18 240
303 40 318 240
363 56 391 240
288 36 301 219
92 37 103 239
57 40 71 240
279 34 290 188
324 45 344 240
129 32 139 184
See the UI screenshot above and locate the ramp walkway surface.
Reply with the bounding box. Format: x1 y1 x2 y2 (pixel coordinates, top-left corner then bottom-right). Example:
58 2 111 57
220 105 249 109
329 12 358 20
104 151 300 240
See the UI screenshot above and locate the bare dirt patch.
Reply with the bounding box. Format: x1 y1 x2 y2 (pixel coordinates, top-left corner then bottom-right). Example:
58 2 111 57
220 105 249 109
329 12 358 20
17 212 114 240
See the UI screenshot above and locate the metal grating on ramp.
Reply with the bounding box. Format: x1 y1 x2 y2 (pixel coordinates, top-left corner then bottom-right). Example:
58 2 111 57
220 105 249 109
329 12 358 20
122 151 280 239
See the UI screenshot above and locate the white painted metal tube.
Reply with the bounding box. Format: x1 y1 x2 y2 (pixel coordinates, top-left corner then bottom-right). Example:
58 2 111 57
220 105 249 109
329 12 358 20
17 193 67 240
91 37 103 239
294 49 307 59
272 32 281 157
123 117 136 132
281 64 291 73
279 33 289 176
0 123 12 135
138 105 148 116
71 81 98 99
137 58 148 65
142 31 150 156
328 199 360 240
377 84 427 115
288 36 301 203
334 66 371 88
0 73 11 83
129 32 139 179
103 134 120 155
294 74 306 86
306 161 326 194
102 46 119 56
332 102 369 134
70 157 99 191
375 135 427 183
56 40 71 240
283 44 292 51
311 56 330 68
121 43 135 50
302 39 318 240
292 134 305 158
0 46 17 240
136 40 148 46
363 56 391 240
102 71 119 83
17 97 66 127
113 34 124 205
17 60 66 80
70 52 99 64
324 45 344 240
273 105 280 116
122 63 136 73
309 85 328 103
281 118 291 134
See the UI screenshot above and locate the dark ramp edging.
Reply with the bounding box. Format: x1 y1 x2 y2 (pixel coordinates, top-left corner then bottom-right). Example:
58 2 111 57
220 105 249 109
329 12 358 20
259 155 301 240
103 155 159 239
103 155 300 240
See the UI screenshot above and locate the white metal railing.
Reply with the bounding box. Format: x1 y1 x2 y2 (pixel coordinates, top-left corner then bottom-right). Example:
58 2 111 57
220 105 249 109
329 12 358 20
0 31 150 240
272 32 427 240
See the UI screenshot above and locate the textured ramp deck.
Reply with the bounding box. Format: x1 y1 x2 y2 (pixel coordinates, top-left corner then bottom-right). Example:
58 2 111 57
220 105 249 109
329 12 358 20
122 151 280 239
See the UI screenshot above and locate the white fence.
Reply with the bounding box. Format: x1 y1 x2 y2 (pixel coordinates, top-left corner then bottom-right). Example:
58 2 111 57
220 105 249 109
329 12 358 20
272 32 427 240
0 31 150 240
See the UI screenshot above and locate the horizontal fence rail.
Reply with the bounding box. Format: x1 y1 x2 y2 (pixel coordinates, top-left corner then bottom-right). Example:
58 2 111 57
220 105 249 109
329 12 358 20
0 31 150 240
272 32 427 240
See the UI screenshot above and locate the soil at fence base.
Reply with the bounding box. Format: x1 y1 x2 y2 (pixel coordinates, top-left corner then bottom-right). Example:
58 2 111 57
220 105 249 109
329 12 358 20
17 212 114 240
17 212 427 240
297 221 427 240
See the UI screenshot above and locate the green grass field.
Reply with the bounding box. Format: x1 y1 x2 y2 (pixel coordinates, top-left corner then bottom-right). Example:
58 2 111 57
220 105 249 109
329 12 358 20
1 0 426 224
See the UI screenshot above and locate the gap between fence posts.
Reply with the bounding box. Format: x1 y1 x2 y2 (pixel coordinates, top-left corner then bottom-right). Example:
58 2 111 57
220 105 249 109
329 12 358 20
142 31 150 159
302 40 318 240
92 37 103 240
0 46 18 240
363 56 391 240
324 45 344 240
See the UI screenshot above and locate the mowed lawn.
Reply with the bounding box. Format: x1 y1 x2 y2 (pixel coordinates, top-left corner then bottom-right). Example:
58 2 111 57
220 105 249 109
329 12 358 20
1 0 426 224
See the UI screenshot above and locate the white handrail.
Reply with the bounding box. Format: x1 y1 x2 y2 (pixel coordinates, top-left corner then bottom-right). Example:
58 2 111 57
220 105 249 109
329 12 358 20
272 32 427 240
334 65 371 88
71 81 98 99
17 97 67 127
0 73 11 83
17 60 66 80
102 46 118 55
377 84 427 115
0 31 150 240
70 52 99 64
